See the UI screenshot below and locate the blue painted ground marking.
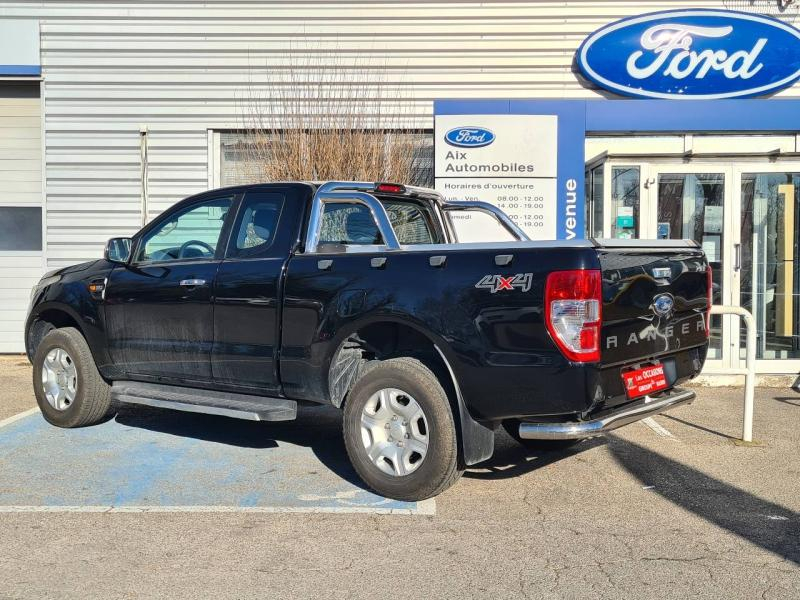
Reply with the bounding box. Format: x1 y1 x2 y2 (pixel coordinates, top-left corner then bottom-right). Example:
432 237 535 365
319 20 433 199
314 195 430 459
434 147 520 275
0 405 432 514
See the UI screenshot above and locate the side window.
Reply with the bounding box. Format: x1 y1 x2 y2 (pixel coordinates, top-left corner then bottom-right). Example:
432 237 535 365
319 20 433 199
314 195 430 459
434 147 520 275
135 196 233 264
228 192 284 258
319 203 384 245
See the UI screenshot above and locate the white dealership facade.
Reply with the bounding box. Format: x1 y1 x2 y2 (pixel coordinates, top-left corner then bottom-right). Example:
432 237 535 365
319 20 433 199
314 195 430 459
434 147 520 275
2 1 800 380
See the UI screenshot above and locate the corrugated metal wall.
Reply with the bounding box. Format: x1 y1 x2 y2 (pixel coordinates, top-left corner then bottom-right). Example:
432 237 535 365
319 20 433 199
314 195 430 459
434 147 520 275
0 1 797 307
0 0 794 269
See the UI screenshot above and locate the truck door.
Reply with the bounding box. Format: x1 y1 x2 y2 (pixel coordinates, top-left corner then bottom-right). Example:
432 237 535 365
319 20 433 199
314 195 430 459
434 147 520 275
211 186 308 393
104 194 236 381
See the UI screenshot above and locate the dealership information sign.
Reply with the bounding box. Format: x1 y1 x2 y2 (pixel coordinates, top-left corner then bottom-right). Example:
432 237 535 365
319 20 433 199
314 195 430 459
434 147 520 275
435 114 559 240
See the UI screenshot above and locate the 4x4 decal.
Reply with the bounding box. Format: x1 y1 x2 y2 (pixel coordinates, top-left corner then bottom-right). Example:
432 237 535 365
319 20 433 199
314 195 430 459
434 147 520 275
475 273 533 294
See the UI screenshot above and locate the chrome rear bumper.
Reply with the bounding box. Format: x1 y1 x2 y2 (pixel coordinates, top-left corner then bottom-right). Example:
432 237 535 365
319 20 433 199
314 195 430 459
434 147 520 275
518 388 695 440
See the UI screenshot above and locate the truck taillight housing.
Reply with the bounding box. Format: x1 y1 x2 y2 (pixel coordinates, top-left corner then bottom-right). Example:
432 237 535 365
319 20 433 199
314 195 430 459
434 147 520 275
706 265 713 338
544 269 602 363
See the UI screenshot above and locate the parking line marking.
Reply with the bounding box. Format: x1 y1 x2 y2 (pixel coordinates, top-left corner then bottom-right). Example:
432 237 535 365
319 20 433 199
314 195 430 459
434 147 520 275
415 498 437 515
642 416 676 439
0 407 39 429
0 502 435 516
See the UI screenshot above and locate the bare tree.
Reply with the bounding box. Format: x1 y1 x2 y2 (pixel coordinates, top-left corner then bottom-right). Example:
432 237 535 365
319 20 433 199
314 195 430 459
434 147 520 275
232 42 430 185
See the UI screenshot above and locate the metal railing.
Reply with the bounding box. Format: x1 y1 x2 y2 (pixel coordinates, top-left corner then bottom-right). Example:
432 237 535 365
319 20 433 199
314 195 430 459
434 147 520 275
304 182 400 253
710 305 756 443
441 200 531 242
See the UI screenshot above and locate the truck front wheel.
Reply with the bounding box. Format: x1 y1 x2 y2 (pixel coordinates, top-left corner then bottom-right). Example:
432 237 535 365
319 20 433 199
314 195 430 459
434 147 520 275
343 357 462 501
32 327 115 428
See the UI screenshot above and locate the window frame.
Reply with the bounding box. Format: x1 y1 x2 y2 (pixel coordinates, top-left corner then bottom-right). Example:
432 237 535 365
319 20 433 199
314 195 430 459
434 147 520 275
0 206 43 253
130 193 239 266
213 130 434 189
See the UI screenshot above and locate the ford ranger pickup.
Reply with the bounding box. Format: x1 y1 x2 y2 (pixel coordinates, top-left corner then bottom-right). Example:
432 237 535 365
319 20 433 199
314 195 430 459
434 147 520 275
25 181 711 500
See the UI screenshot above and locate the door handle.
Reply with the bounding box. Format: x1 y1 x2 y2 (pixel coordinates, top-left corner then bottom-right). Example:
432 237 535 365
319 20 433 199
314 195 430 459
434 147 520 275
180 279 206 287
734 243 741 272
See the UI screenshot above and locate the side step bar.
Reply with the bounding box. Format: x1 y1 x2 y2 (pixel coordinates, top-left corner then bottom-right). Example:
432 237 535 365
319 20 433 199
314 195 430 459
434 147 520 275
111 381 297 422
519 388 695 440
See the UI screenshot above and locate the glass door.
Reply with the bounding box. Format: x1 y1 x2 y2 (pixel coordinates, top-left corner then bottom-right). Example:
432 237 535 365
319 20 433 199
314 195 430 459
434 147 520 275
644 165 732 366
586 154 800 374
734 163 800 373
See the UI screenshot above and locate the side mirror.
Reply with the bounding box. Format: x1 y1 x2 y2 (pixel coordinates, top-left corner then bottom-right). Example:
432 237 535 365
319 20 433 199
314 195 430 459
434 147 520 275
105 237 132 263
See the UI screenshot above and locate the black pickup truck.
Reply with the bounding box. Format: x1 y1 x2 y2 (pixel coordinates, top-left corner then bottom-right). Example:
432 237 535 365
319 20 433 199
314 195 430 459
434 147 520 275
25 181 710 500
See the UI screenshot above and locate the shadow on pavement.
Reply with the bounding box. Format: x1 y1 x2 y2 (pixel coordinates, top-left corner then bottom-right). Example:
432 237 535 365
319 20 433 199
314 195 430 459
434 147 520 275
661 414 737 440
607 435 800 566
114 402 368 490
463 435 605 480
773 396 800 407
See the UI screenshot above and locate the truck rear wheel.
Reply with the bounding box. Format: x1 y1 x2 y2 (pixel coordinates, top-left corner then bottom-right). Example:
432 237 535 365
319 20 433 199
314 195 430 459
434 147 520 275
32 327 115 428
502 419 582 451
343 357 462 501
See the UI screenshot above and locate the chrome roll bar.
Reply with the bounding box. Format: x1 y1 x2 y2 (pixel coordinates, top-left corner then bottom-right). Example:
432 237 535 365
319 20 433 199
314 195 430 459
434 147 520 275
441 200 530 242
304 181 400 253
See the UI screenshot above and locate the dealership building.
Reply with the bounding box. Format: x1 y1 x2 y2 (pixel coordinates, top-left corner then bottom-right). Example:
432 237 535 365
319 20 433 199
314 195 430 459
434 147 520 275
1 1 800 380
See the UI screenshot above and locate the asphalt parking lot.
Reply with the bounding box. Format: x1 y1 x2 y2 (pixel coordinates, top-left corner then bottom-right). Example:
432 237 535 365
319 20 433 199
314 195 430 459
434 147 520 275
1 355 799 599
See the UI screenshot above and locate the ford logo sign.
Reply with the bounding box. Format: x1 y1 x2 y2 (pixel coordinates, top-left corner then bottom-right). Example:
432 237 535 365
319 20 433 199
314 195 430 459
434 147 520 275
576 9 800 99
652 294 675 318
444 127 495 148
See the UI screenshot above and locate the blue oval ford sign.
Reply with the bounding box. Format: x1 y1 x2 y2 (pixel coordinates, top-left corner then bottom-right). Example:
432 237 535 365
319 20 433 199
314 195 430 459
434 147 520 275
444 127 495 148
577 9 800 99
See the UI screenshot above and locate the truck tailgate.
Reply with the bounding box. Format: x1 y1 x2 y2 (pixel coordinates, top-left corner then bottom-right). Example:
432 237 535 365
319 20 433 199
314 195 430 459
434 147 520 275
596 240 709 368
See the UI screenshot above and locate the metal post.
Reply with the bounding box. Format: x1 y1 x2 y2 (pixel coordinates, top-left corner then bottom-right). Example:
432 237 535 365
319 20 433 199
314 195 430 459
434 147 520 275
710 305 756 442
139 126 149 226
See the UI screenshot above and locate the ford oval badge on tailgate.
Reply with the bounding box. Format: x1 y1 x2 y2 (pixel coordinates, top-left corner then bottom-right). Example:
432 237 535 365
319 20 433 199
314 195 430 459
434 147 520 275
653 294 675 318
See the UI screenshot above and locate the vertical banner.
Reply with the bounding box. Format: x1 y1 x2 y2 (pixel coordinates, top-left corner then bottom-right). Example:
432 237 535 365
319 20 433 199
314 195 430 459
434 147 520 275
434 115 559 241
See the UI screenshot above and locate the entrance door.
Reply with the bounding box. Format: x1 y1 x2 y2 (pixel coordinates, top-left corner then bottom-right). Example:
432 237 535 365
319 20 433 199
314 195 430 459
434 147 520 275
733 163 800 373
587 161 733 366
644 166 732 365
587 153 800 374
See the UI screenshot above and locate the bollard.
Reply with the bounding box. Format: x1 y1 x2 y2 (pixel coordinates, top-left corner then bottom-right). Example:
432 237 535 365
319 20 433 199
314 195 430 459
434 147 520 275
709 305 756 443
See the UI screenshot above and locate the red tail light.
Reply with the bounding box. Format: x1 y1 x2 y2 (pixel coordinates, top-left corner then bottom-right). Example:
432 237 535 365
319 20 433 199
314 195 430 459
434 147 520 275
706 265 713 338
375 183 405 193
544 269 602 363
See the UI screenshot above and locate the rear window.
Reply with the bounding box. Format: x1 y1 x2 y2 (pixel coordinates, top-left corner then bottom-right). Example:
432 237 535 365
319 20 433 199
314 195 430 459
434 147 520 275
319 203 384 245
381 200 437 245
318 198 442 246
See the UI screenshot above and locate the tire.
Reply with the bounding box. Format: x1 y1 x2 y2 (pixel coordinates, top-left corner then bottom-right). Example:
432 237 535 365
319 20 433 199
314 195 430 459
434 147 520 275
502 419 583 451
343 357 463 501
32 327 115 428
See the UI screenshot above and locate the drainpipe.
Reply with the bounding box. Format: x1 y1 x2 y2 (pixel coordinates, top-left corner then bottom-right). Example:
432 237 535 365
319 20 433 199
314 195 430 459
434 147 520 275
139 126 149 226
